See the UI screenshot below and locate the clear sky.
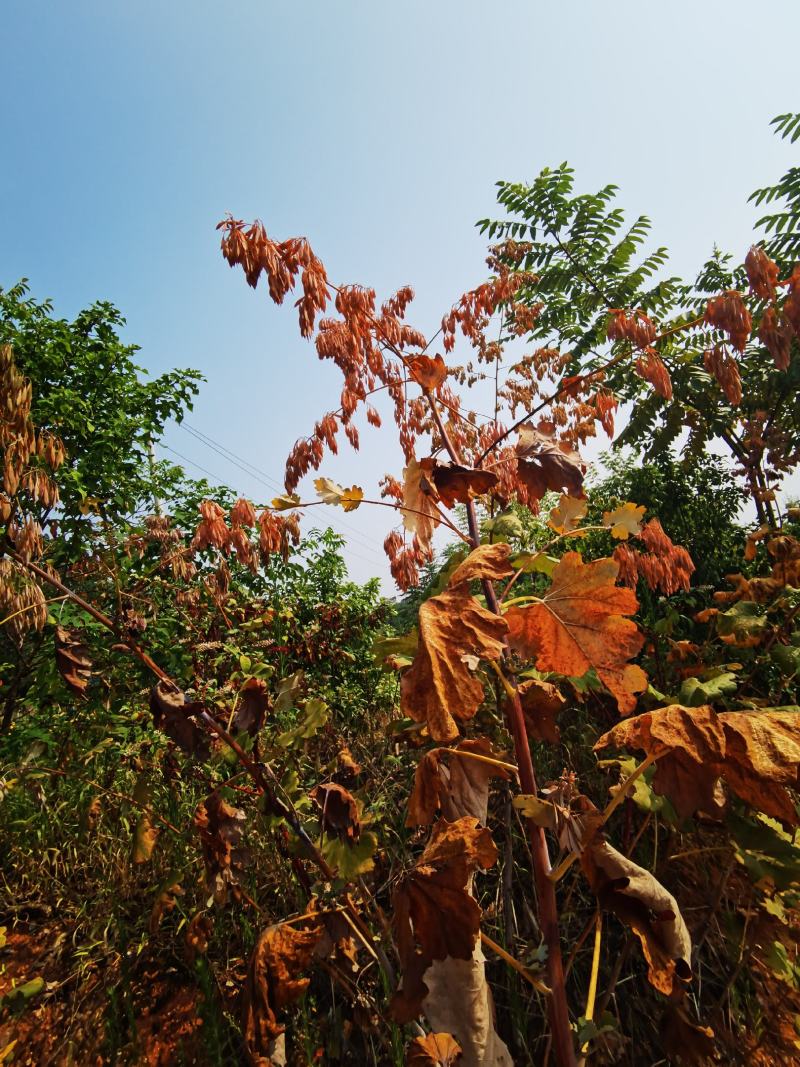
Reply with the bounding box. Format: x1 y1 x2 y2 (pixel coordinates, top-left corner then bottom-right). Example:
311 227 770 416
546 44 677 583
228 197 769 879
2 1 798 585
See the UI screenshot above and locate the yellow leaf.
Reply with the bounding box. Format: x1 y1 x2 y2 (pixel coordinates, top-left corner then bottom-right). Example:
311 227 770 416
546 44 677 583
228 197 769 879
548 494 587 535
271 493 301 511
314 477 363 512
603 502 646 540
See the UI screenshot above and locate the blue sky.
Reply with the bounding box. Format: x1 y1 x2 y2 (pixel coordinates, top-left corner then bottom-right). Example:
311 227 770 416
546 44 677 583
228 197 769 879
2 1 798 585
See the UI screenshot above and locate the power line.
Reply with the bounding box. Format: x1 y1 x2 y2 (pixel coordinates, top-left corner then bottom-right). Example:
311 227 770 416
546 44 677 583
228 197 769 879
179 421 387 562
160 443 383 571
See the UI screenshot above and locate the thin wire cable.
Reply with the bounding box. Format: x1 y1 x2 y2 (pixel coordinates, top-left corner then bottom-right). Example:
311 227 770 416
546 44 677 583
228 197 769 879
161 443 383 570
179 422 386 561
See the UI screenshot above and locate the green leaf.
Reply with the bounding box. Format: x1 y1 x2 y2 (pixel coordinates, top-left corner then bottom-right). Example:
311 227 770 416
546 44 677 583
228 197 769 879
678 670 738 706
276 697 329 748
321 830 378 880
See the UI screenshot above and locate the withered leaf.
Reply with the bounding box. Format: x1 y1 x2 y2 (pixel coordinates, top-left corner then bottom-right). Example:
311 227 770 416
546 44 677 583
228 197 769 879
243 921 323 1063
406 1031 463 1065
310 782 361 843
185 912 213 963
408 353 448 391
150 680 210 759
401 545 511 742
506 552 646 714
402 457 441 552
194 791 251 906
515 425 584 501
235 677 269 736
581 837 692 996
514 677 567 744
391 817 497 1023
596 703 800 825
659 1004 716 1065
430 462 498 509
131 773 158 864
54 625 92 696
407 738 511 827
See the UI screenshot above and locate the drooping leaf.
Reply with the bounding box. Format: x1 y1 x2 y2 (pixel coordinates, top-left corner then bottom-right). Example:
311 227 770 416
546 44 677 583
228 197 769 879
505 552 646 714
408 353 448 391
54 625 92 696
391 817 497 1023
150 680 210 759
514 677 567 743
402 457 441 552
596 703 800 825
242 921 323 1063
234 677 269 736
430 462 498 508
194 792 251 905
401 545 511 742
407 738 511 827
515 425 584 501
321 830 378 880
310 782 361 843
581 838 692 996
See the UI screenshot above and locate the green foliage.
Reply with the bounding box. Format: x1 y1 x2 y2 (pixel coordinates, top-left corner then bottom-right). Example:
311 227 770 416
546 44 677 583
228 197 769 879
0 280 202 552
750 112 800 269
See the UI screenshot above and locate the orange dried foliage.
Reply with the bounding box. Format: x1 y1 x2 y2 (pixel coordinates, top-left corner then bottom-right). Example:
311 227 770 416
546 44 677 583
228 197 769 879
391 817 497 1022
596 703 800 825
506 552 646 714
613 519 695 596
607 308 658 349
401 546 512 741
705 290 752 353
745 245 780 301
704 344 742 405
634 348 673 400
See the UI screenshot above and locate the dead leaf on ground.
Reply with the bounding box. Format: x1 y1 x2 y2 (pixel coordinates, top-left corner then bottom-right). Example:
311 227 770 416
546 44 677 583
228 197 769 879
506 552 646 714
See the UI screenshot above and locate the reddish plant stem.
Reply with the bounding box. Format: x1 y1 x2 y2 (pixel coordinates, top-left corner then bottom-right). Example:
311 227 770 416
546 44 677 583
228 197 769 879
428 397 576 1067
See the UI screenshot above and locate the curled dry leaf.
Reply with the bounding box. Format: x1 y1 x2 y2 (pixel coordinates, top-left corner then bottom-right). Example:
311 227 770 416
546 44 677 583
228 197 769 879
406 1031 463 1066
408 353 448 391
430 463 498 509
659 1004 717 1065
185 912 213 963
150 680 210 759
235 677 269 736
194 792 251 906
515 425 584 501
603 502 646 540
54 625 92 696
514 677 566 743
401 545 512 742
407 738 511 827
243 921 323 1066
505 552 646 714
310 782 361 843
596 703 800 825
391 817 497 1023
581 837 692 997
402 457 441 552
131 773 159 864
